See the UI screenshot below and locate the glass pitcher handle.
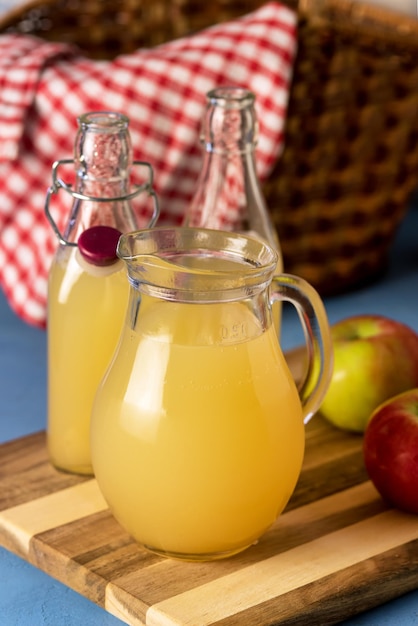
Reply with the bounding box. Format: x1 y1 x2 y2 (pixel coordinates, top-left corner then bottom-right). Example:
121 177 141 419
270 274 334 424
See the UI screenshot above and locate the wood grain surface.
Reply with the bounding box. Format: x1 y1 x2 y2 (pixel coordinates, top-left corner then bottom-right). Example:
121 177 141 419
1 413 417 625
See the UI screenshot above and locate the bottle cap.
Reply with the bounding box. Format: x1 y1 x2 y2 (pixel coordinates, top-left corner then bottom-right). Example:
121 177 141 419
78 226 122 266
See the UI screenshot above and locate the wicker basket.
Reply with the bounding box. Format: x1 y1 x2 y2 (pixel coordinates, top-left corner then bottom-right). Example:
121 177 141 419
1 0 418 295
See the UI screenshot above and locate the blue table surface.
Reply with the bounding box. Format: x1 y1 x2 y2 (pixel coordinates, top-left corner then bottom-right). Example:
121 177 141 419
1 203 418 625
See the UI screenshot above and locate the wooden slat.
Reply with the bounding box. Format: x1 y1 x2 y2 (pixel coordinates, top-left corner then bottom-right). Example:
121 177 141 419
0 480 107 555
143 510 418 626
0 431 90 509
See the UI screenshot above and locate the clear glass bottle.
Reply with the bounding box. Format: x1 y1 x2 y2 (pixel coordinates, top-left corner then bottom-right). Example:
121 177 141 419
182 86 283 278
45 111 159 476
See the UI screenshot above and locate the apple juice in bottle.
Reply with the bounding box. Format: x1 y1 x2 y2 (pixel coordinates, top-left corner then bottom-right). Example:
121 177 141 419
45 111 159 475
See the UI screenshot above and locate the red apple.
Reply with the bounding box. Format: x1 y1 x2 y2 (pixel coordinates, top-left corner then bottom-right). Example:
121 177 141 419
319 315 418 432
363 388 418 514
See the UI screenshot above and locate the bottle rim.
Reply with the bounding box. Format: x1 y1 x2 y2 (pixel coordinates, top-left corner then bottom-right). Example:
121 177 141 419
207 86 255 108
77 111 129 131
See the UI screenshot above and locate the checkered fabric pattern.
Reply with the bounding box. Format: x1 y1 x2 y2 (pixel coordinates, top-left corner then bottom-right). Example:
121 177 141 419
0 1 297 328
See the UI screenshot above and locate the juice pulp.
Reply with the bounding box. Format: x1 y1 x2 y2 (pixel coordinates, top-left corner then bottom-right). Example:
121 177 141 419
91 298 304 559
47 246 129 475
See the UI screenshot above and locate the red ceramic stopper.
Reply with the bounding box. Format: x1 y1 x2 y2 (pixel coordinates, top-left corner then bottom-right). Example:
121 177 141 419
78 226 122 266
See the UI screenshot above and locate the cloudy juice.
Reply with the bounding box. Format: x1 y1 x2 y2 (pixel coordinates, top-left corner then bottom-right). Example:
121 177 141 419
91 299 304 558
47 246 128 475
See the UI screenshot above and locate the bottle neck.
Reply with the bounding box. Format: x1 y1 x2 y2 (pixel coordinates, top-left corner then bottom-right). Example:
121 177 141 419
182 87 281 255
75 172 130 198
63 194 137 246
62 112 139 244
187 149 260 231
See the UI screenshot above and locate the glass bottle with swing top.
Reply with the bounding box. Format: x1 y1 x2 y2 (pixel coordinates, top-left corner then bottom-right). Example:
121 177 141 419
45 111 159 475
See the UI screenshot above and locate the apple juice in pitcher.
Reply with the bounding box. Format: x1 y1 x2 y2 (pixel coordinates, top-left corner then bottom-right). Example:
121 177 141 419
91 227 333 560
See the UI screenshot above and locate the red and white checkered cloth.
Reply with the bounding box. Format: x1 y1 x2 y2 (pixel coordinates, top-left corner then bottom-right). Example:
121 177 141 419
0 1 297 328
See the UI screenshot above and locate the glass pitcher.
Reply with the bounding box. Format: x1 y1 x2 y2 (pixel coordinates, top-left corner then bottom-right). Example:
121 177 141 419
91 227 333 561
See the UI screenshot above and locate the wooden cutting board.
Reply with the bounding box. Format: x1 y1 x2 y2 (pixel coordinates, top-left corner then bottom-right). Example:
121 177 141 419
1 415 418 625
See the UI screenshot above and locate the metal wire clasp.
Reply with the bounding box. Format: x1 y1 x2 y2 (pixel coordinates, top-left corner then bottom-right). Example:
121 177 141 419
45 158 160 247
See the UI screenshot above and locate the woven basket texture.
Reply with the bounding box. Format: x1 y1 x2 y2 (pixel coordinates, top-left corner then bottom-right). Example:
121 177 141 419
1 0 418 295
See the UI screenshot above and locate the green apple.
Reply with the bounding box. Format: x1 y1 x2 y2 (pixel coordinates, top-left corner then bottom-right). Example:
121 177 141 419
319 314 418 432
